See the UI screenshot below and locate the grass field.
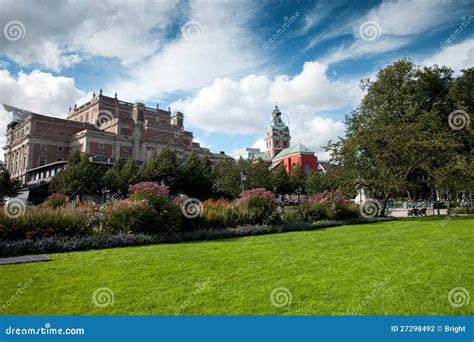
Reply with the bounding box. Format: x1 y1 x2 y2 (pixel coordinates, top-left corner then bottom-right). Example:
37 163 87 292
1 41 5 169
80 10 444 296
0 217 472 315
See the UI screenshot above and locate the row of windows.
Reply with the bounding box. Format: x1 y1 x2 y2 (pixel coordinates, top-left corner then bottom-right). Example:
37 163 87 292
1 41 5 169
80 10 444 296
10 125 29 143
31 166 64 181
266 139 289 149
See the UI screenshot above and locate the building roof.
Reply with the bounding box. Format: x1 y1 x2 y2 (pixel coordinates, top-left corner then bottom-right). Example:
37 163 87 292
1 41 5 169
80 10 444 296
269 160 283 170
272 143 314 160
253 151 271 161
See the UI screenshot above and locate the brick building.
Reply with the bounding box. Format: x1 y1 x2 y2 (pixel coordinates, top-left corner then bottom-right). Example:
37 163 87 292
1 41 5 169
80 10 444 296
3 90 231 186
250 105 318 174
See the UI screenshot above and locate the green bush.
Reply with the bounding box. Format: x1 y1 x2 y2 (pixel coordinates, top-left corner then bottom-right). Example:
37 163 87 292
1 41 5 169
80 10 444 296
0 208 89 240
42 193 68 209
105 199 158 234
236 195 280 225
201 199 241 228
129 193 182 233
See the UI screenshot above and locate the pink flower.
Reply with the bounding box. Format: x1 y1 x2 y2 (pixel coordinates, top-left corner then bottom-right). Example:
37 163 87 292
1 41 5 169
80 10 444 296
128 182 170 197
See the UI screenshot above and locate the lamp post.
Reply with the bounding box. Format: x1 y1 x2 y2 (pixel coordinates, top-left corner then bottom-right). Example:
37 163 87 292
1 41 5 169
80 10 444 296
240 170 247 191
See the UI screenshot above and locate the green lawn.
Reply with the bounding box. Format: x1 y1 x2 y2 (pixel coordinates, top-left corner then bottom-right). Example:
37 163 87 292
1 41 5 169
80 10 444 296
0 217 472 315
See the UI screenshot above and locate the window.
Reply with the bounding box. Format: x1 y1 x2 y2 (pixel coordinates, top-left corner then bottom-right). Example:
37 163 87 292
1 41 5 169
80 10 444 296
57 146 63 152
98 143 104 150
40 144 47 151
39 155 47 167
56 157 63 162
283 140 287 148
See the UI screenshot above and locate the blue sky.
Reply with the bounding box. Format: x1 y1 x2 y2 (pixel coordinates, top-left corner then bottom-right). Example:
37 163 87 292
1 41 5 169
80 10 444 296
1 0 473 160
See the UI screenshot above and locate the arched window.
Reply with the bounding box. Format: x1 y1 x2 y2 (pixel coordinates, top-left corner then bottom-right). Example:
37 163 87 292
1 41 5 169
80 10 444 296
304 162 311 175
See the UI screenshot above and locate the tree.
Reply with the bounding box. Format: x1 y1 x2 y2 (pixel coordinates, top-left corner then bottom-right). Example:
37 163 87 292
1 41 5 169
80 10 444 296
103 158 139 195
272 165 292 194
0 163 21 201
181 151 213 199
328 60 473 215
289 164 306 193
50 152 106 199
138 145 182 193
211 159 240 199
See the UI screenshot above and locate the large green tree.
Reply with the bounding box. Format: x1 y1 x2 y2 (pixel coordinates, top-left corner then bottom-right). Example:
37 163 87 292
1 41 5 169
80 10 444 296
50 153 106 199
211 159 241 198
181 151 213 199
102 158 139 195
138 145 182 193
328 60 473 215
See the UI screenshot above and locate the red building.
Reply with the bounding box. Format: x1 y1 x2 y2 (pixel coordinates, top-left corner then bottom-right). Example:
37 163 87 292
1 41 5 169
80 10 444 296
252 106 318 174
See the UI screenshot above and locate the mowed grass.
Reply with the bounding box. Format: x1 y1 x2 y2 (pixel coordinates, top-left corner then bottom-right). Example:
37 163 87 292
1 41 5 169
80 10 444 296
0 217 472 315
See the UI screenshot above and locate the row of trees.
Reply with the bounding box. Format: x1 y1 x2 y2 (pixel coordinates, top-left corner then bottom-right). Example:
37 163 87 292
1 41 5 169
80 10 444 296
328 60 473 213
49 147 341 200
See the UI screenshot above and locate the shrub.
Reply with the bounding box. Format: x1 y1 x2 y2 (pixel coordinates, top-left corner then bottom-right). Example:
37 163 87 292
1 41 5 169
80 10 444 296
236 188 279 225
0 208 89 240
42 193 68 209
126 181 182 232
201 199 240 228
104 199 159 234
301 190 359 221
128 182 169 198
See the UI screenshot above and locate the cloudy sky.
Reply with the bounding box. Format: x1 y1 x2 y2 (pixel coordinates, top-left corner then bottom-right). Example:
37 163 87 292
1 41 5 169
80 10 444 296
0 0 473 160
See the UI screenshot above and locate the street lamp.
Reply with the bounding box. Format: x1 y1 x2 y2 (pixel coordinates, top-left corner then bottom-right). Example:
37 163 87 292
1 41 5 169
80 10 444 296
240 170 247 191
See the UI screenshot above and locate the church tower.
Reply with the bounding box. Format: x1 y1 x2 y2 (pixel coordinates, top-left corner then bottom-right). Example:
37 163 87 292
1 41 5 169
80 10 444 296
265 105 291 158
